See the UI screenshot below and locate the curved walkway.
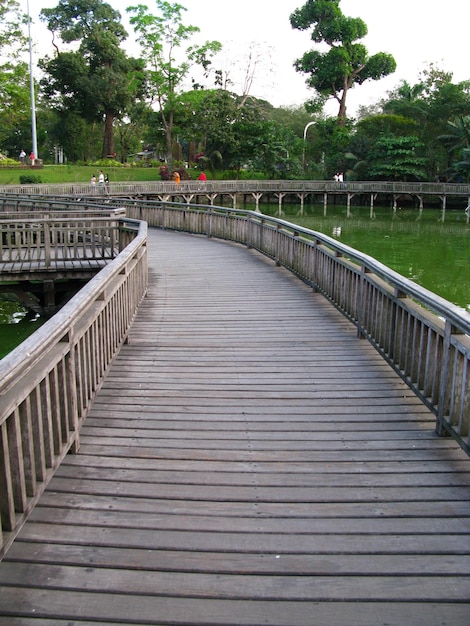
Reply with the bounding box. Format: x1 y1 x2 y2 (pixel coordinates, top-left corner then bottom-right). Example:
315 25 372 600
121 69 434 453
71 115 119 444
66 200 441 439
0 229 469 625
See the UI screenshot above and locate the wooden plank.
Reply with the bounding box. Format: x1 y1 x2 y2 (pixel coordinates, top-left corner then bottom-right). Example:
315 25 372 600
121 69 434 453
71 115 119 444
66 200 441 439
1 562 470 602
7 541 470 576
0 590 468 626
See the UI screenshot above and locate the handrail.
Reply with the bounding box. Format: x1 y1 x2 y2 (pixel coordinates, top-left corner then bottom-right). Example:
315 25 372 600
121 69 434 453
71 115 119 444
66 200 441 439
0 215 124 269
0 179 469 198
0 215 147 556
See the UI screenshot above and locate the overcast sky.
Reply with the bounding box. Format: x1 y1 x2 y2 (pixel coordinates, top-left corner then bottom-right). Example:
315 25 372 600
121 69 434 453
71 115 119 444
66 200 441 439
29 0 469 115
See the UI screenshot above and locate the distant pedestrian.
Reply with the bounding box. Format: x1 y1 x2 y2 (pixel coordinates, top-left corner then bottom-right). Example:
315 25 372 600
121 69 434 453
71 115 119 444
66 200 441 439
173 170 180 184
197 170 207 190
29 152 35 167
98 170 105 193
90 174 96 192
19 150 26 166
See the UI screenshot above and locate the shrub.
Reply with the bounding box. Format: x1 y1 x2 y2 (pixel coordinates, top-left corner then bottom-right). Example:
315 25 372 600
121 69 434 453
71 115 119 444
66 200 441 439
92 158 122 168
19 174 42 184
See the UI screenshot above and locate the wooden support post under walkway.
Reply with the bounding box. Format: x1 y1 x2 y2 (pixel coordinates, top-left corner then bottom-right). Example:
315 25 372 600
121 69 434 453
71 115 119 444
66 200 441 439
0 229 469 625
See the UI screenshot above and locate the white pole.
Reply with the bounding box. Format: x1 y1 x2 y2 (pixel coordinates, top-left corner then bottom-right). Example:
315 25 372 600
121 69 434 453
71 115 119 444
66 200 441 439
26 0 38 160
302 121 315 171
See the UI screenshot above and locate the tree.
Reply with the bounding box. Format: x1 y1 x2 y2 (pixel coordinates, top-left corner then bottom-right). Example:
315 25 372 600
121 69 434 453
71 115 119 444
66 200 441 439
368 136 426 181
127 1 221 169
382 65 470 180
290 0 396 124
39 0 146 159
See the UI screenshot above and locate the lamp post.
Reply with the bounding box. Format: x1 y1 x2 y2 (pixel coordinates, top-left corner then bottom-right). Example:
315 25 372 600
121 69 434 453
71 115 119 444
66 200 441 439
26 0 38 161
302 121 315 172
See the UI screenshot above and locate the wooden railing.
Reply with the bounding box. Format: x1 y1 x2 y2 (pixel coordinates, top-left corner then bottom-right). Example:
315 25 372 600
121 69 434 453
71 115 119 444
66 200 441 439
122 201 470 455
0 214 148 556
0 179 469 199
0 213 125 270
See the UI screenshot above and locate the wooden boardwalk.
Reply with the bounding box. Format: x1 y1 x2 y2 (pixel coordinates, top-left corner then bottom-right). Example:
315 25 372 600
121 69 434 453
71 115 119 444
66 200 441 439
0 228 469 625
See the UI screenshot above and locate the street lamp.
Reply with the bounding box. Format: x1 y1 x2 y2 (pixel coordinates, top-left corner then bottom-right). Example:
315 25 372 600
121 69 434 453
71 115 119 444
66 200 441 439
302 121 315 172
26 0 38 161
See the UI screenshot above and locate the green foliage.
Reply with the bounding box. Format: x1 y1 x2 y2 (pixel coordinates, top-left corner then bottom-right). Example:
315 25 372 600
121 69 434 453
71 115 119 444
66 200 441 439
383 66 470 180
127 1 222 169
368 136 427 181
0 1 30 153
39 0 146 159
290 0 396 122
0 0 28 54
19 174 42 184
452 147 470 182
91 158 123 168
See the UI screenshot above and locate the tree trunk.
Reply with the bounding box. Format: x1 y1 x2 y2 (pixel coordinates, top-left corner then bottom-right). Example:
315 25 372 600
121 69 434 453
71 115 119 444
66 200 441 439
337 84 348 125
164 110 174 171
102 111 115 159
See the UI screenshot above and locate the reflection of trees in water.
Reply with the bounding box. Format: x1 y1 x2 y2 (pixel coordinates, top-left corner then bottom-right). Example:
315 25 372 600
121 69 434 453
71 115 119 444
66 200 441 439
0 298 29 324
0 297 44 358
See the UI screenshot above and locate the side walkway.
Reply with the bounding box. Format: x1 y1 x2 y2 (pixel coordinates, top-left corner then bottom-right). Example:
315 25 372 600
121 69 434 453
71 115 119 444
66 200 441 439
0 229 469 625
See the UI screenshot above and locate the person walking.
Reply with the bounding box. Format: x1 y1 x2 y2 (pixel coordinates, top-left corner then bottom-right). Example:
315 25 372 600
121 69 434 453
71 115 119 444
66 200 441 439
19 150 26 166
197 170 207 190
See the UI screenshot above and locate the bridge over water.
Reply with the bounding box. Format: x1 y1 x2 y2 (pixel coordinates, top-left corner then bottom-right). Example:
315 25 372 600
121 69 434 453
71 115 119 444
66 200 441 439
0 198 469 624
1 179 470 216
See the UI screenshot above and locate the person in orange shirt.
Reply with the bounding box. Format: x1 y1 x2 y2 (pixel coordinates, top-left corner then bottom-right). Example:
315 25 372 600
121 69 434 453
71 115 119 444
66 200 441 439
173 171 180 184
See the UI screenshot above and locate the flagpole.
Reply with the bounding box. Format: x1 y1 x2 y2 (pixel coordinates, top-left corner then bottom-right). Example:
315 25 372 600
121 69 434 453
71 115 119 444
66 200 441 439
26 0 38 161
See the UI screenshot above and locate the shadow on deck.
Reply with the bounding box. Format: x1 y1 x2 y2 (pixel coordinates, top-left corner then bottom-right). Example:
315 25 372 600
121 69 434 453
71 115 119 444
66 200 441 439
0 229 469 625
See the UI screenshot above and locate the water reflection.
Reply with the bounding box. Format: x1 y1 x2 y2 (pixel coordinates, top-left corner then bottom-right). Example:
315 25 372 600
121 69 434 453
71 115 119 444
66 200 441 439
266 204 470 312
0 299 44 359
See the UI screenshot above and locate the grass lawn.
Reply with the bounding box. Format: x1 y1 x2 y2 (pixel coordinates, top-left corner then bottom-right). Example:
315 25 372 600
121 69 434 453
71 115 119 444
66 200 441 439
0 165 178 186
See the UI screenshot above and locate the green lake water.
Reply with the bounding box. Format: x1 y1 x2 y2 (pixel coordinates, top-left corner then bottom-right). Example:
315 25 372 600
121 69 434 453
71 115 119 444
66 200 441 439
290 205 470 313
1 204 469 359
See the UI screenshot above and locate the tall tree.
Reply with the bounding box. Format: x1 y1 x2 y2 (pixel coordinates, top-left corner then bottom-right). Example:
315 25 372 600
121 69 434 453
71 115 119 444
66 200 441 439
290 0 396 124
127 1 221 169
383 66 470 180
368 135 427 181
39 0 146 159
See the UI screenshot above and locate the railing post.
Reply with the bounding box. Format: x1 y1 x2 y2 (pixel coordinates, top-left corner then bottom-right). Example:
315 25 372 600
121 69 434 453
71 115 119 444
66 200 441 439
65 331 80 454
435 320 465 437
275 223 282 266
356 264 367 338
44 220 51 267
436 320 453 435
206 206 212 238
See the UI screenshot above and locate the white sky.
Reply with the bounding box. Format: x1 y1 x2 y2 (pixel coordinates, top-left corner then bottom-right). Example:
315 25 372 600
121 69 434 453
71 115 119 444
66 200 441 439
29 0 469 115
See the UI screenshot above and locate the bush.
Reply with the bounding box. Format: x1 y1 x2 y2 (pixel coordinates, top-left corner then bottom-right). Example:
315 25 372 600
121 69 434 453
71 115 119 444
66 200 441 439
92 158 122 168
0 158 20 167
19 174 42 184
